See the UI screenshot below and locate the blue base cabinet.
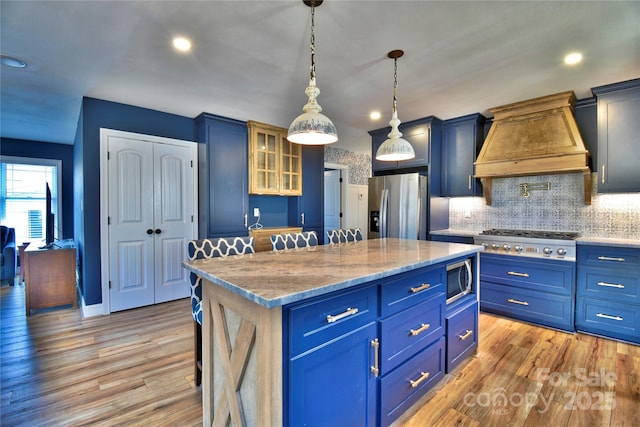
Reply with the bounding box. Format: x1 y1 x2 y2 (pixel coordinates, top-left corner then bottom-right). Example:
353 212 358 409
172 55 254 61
445 297 478 373
479 253 576 332
576 244 640 344
284 262 467 427
289 322 378 427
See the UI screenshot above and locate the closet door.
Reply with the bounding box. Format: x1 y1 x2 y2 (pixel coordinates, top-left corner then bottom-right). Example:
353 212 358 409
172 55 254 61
153 142 194 303
108 135 194 312
108 136 156 311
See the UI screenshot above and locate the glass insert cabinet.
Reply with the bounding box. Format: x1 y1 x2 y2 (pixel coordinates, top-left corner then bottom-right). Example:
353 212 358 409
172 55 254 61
248 120 302 195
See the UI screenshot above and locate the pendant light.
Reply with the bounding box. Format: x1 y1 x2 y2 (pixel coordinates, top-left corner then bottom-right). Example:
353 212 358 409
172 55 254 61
287 0 338 145
375 50 415 161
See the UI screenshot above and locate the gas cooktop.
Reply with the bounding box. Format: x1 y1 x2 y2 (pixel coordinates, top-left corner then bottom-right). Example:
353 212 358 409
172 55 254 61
479 228 579 241
474 229 578 261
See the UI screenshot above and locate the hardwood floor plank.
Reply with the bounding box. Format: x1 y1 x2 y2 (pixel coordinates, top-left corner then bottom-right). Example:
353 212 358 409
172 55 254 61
2 283 638 426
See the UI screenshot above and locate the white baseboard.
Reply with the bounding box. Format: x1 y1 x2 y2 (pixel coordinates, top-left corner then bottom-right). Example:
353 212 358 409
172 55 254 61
80 296 104 318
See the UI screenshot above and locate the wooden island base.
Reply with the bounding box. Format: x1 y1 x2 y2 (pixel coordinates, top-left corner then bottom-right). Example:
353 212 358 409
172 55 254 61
203 284 282 426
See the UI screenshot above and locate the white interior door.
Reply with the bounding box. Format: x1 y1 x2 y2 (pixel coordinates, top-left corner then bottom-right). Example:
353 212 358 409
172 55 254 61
153 143 194 303
108 136 155 311
324 169 341 239
107 134 194 312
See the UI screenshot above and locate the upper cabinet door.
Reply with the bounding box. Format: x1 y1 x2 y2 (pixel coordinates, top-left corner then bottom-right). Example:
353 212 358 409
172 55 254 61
592 79 640 193
248 121 302 196
195 113 249 238
441 113 486 197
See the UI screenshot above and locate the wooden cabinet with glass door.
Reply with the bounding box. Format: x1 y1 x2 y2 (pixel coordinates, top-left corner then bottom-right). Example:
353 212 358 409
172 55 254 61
248 120 302 195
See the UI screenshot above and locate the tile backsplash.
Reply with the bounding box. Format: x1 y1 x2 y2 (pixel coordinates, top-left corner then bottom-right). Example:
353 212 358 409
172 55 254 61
449 173 640 240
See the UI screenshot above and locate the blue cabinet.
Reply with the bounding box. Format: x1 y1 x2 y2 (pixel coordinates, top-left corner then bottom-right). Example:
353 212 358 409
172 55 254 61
479 253 575 331
370 116 442 179
576 244 640 344
288 145 324 244
284 263 456 427
441 113 486 197
445 298 478 373
195 113 249 238
591 79 640 193
285 285 378 427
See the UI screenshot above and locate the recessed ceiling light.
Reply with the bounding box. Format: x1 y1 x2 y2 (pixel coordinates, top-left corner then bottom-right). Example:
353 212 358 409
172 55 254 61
370 111 381 120
564 52 583 65
1 55 27 68
172 37 192 52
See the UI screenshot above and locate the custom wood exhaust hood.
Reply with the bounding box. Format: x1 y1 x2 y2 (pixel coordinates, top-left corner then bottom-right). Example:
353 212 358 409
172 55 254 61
474 91 591 205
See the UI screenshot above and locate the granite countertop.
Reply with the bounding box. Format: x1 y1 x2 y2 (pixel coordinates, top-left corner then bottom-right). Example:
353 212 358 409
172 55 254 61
577 236 640 249
183 238 482 308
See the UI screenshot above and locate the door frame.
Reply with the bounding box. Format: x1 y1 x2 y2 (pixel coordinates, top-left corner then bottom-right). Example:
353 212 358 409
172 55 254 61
323 162 349 234
99 128 198 314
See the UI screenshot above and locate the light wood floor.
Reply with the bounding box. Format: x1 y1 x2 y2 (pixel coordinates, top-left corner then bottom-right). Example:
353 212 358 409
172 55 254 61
1 282 638 427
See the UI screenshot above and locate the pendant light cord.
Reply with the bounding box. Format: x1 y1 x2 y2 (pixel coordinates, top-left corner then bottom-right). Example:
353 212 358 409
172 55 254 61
393 57 398 114
310 3 316 81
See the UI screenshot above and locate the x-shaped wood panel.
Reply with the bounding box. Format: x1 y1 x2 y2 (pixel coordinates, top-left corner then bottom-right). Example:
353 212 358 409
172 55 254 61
210 300 256 427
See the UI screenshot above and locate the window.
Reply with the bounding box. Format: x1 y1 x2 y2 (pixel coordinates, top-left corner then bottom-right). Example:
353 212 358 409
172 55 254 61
0 156 62 245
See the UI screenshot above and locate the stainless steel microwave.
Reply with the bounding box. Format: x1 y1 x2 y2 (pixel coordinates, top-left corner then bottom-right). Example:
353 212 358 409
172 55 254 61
446 258 473 304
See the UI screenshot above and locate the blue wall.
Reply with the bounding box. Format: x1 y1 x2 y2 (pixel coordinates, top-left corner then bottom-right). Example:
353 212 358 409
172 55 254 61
75 97 195 306
248 195 289 228
0 138 75 240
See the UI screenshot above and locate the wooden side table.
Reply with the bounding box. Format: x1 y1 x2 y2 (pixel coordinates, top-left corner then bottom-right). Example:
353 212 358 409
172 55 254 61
24 241 77 316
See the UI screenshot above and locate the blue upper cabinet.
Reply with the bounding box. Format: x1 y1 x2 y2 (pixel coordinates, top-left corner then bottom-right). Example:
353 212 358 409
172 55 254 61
195 113 249 238
288 145 324 244
441 113 486 197
591 79 640 193
370 116 442 178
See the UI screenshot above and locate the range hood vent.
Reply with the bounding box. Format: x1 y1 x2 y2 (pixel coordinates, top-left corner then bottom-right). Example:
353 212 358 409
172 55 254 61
474 91 591 205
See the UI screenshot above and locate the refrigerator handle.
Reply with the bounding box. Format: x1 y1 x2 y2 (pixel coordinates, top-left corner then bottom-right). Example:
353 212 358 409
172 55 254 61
380 189 389 238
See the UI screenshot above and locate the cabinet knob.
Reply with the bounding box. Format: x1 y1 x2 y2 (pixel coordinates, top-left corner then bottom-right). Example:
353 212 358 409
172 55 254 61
146 229 154 235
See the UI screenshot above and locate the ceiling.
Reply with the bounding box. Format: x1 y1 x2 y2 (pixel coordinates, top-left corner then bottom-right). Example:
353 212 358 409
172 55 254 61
1 1 639 155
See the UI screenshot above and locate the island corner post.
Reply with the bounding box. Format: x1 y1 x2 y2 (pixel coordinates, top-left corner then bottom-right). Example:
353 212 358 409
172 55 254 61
202 282 283 427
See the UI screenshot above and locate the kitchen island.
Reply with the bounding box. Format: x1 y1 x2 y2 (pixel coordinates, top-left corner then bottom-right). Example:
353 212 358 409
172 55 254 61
183 238 482 427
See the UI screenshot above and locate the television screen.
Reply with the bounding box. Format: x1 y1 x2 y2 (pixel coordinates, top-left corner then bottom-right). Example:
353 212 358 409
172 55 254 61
45 182 54 246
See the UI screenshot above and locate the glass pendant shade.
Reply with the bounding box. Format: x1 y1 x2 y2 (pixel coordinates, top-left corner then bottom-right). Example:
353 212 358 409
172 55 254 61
375 111 415 161
288 77 338 145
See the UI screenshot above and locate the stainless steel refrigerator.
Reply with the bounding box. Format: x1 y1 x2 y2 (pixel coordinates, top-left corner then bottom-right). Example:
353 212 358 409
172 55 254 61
368 173 427 240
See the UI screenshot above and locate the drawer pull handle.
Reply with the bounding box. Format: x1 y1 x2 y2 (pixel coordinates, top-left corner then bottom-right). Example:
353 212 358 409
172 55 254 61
326 307 358 323
459 329 473 340
597 256 625 262
507 271 529 277
596 313 623 321
507 298 529 306
597 281 625 289
409 371 430 388
410 283 431 293
409 323 431 336
370 339 380 378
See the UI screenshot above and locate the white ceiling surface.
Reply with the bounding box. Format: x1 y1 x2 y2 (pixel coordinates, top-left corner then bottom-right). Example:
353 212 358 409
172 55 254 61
1 1 639 154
